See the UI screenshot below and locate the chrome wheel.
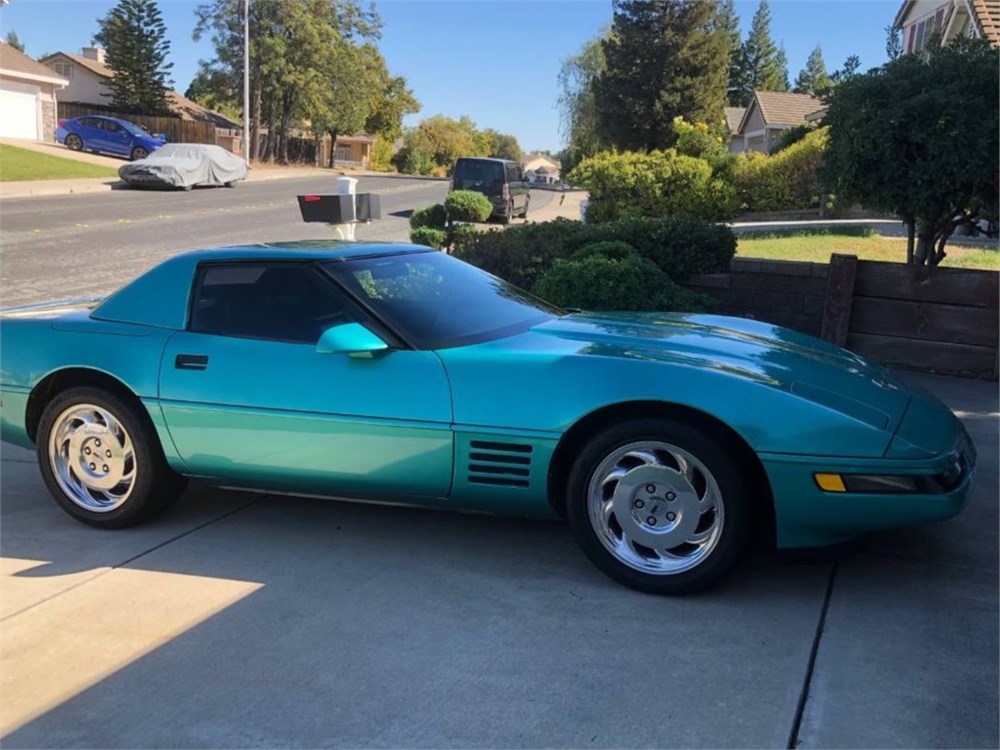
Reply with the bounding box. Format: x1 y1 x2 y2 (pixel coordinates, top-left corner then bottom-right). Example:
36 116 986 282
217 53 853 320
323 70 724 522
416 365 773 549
587 440 724 575
47 403 137 513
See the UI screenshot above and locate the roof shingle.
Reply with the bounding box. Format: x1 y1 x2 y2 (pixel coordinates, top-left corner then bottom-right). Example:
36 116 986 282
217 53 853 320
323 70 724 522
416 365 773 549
970 0 1000 45
724 106 746 133
751 91 822 127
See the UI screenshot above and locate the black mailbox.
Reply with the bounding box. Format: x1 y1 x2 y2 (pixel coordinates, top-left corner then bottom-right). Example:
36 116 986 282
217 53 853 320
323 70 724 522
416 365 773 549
297 194 355 223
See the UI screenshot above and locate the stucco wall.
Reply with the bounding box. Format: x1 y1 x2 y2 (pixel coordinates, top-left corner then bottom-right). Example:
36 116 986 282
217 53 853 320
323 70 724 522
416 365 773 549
46 59 112 105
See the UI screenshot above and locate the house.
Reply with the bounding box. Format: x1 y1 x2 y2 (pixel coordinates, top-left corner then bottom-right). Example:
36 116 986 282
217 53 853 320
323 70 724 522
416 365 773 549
331 134 374 168
724 106 746 153
730 91 822 153
522 153 561 184
39 47 241 129
0 41 67 141
893 0 999 54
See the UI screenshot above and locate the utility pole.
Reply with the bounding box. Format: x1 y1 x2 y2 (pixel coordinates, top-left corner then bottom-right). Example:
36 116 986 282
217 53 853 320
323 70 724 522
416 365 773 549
242 0 250 164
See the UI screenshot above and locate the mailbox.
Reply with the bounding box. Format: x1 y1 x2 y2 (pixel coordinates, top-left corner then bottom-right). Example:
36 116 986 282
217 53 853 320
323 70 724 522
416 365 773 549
297 194 355 224
355 192 381 222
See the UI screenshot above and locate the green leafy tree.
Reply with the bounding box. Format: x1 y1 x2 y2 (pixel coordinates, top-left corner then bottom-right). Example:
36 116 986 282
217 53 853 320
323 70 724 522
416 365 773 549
94 0 173 114
593 0 729 152
185 67 241 120
793 45 831 96
5 31 25 53
557 32 608 173
482 129 523 161
732 0 787 105
823 38 999 265
392 114 488 175
715 0 744 106
364 53 419 142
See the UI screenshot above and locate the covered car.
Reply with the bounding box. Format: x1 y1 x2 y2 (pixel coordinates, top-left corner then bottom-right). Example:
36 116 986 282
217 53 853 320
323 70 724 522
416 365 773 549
118 143 248 189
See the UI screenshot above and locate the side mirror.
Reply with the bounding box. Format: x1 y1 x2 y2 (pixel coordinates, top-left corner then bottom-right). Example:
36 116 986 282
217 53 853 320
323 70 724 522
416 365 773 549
316 322 388 358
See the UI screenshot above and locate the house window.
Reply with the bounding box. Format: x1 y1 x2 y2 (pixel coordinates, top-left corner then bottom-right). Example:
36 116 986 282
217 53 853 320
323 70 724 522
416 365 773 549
909 11 943 54
53 62 73 79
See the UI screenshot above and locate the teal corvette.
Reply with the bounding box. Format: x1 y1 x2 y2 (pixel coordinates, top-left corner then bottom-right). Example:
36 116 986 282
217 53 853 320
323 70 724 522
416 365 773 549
0 242 977 594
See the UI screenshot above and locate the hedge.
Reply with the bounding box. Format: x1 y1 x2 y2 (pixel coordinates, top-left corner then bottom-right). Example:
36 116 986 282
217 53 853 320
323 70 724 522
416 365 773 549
444 190 493 223
452 216 736 290
733 127 828 212
566 149 740 223
410 227 448 249
409 203 447 230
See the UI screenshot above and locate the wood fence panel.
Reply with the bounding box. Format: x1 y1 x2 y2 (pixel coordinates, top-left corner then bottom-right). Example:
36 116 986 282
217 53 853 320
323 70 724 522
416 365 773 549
853 261 999 307
57 103 217 145
847 333 997 377
850 296 1000 348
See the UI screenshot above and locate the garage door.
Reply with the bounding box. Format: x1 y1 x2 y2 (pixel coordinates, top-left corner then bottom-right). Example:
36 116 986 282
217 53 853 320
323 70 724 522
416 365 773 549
0 80 41 140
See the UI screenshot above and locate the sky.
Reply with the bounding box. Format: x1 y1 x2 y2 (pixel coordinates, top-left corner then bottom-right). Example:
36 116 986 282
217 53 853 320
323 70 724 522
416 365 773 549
0 0 901 152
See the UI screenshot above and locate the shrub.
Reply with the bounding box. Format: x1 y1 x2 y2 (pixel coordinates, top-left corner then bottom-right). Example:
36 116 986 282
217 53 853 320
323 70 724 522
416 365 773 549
449 223 480 243
571 240 637 261
370 137 395 172
734 127 829 212
452 216 736 289
445 190 493 223
410 227 447 249
772 124 814 154
567 149 740 223
672 116 736 180
409 203 447 230
533 254 712 313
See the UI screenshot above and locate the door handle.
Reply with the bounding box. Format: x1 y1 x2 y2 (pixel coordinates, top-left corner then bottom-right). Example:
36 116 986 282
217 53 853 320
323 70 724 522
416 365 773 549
175 354 209 370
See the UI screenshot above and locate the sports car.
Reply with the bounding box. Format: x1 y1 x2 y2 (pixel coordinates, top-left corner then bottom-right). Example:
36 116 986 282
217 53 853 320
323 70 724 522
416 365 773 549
0 242 977 594
118 144 248 190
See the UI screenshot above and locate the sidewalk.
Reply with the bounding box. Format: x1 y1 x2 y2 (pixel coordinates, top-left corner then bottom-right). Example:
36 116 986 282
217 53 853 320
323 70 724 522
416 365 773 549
527 189 586 222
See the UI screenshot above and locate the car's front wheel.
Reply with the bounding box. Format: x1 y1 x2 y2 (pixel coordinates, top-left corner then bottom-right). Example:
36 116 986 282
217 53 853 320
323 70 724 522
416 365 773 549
37 386 186 528
566 418 750 594
65 134 83 151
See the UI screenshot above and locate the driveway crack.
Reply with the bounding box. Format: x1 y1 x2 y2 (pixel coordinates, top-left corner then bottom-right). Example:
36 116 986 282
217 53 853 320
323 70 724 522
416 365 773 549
786 562 838 749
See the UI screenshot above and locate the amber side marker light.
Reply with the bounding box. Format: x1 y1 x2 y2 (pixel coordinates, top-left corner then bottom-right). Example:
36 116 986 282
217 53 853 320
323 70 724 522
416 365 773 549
814 473 847 492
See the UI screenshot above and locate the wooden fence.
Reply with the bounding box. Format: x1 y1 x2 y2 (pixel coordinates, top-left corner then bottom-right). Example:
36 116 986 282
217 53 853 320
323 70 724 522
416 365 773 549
56 103 217 145
685 255 999 379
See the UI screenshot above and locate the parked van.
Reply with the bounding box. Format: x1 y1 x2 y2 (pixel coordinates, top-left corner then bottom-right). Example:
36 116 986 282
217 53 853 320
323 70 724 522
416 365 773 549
450 157 530 224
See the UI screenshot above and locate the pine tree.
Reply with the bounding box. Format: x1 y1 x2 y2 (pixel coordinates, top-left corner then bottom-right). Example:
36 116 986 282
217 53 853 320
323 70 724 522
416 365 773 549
885 24 904 60
5 31 25 53
732 0 787 104
794 45 830 95
94 0 173 114
715 0 744 106
593 0 729 151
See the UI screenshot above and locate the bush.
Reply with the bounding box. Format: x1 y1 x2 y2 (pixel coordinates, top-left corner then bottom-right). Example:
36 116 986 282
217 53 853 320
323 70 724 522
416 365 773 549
409 203 447 230
571 240 637 261
449 223 480 243
567 149 740 223
445 190 493 223
452 216 736 289
410 227 447 249
772 124 814 154
734 127 828 212
533 254 712 313
370 137 395 172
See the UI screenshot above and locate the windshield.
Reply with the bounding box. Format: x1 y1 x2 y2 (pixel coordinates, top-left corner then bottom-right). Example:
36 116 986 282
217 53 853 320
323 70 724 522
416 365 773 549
323 251 561 349
453 159 503 184
120 120 152 137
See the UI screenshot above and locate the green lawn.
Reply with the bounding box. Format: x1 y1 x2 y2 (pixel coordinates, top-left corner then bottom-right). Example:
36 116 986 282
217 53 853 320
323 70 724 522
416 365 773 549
737 230 999 271
0 144 119 182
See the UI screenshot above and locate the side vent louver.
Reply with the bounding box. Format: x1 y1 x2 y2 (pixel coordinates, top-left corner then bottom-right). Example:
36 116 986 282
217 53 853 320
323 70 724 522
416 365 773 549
468 440 532 488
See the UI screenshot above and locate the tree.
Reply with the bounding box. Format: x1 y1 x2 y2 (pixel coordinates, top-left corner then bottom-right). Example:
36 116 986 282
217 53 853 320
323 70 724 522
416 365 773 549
5 31 25 53
731 0 787 105
94 0 173 114
185 67 240 120
392 114 488 175
557 32 608 172
793 45 830 95
714 0 743 106
482 129 523 161
823 37 999 265
885 24 904 60
593 0 729 152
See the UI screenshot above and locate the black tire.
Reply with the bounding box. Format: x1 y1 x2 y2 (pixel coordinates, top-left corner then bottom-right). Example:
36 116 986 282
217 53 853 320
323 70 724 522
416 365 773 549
66 134 83 151
521 198 530 219
36 386 187 529
502 200 514 225
224 180 237 188
130 146 148 161
565 417 751 595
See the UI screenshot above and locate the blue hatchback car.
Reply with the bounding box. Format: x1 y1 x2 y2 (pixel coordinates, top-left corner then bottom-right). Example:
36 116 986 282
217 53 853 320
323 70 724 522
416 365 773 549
55 115 166 161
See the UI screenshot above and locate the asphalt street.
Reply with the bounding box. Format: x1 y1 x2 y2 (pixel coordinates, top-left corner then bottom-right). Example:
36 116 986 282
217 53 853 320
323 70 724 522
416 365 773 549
0 175 554 307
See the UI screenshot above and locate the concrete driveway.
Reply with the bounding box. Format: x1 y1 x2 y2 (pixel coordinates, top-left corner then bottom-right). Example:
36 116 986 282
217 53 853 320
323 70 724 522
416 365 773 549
0 372 996 749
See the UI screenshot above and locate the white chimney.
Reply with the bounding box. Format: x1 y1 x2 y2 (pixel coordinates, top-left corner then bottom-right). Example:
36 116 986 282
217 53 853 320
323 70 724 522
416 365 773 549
82 46 106 64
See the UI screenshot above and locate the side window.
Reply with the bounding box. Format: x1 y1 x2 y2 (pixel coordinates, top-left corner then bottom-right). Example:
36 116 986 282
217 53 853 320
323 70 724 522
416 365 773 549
80 118 98 129
103 120 121 133
189 263 357 344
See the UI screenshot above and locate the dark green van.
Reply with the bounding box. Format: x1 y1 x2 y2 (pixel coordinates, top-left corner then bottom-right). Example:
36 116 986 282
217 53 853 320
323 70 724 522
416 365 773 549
450 157 530 224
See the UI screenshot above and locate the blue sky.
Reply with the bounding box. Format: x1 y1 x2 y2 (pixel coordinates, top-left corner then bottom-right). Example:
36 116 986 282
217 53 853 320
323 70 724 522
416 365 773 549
0 0 900 152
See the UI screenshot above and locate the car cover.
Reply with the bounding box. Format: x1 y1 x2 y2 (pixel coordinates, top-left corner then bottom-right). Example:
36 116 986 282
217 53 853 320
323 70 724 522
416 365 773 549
118 143 248 188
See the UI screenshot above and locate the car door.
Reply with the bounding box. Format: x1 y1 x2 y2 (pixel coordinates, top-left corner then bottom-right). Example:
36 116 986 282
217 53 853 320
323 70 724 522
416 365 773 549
78 118 105 151
99 119 130 156
157 261 454 501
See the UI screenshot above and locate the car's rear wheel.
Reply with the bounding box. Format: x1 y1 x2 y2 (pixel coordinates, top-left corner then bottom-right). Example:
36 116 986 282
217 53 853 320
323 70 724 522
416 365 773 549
66 134 83 151
502 200 515 225
521 197 530 219
566 418 750 594
130 147 148 161
37 386 186 528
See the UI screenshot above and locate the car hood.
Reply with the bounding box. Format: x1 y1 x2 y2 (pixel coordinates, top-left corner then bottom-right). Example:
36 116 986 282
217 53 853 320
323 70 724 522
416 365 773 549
528 312 911 429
